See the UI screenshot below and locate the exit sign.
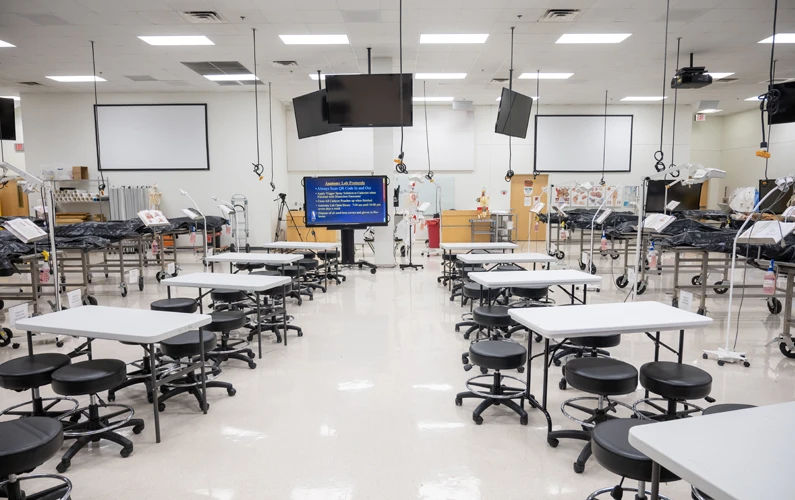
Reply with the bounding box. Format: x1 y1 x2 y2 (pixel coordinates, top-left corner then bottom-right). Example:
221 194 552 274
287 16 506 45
14 143 23 151
695 114 706 122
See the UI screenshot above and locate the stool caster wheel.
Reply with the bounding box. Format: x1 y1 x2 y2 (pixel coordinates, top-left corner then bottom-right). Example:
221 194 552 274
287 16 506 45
611 485 623 499
553 358 561 367
573 462 584 474
717 360 725 366
455 397 462 406
158 403 166 412
227 388 237 396
56 460 70 473
463 332 470 340
559 379 567 390
520 415 528 425
248 362 257 369
449 296 454 302
461 354 468 364
454 326 460 332
473 415 483 425
463 364 473 372
517 366 524 373
504 332 512 339
247 351 255 359
702 353 708 359
743 361 751 367
69 413 81 423
107 393 116 402
480 367 488 375
56 341 64 348
246 335 254 342
132 424 145 435
547 437 559 448
12 343 20 349
535 334 542 343
297 330 303 337
120 447 132 458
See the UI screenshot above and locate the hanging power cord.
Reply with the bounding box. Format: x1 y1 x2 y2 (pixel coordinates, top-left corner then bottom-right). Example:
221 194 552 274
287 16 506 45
90 41 106 194
250 28 265 181
504 27 516 182
764 61 775 180
758 0 780 162
667 38 682 179
394 0 407 174
599 90 608 186
423 81 433 180
531 68 540 179
653 0 672 174
267 81 275 191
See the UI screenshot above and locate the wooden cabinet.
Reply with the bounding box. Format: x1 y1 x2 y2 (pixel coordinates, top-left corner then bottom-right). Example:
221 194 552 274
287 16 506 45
285 210 337 243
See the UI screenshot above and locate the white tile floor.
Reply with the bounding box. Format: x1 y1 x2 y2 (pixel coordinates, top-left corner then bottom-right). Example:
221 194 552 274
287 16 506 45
1 245 793 500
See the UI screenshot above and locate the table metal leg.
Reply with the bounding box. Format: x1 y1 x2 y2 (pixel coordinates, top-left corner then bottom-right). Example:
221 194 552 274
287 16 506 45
148 342 161 443
678 329 684 363
167 286 171 300
256 292 262 358
197 288 202 313
650 461 661 500
542 338 550 411
199 327 207 415
283 286 288 346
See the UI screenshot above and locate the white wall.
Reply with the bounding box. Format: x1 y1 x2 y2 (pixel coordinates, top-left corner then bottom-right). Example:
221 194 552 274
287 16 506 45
691 116 724 207
720 108 795 194
286 104 694 212
21 92 288 245
1 106 25 171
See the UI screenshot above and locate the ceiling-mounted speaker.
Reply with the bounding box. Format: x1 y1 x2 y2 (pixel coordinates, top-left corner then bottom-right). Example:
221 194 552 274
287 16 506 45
452 100 473 110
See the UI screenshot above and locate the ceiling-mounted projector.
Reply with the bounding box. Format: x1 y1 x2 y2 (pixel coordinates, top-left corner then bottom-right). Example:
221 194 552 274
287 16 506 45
671 66 712 89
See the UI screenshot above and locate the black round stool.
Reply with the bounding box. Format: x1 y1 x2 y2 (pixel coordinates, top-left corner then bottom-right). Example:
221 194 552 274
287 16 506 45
262 283 303 343
157 329 236 412
473 305 513 334
634 361 713 420
251 270 281 277
280 265 313 302
455 284 502 338
298 258 326 293
554 334 622 370
0 353 76 418
455 340 528 425
205 311 255 369
0 417 71 500
548 357 638 473
588 419 679 500
210 289 248 311
316 249 345 284
107 298 198 403
235 263 265 272
51 359 145 472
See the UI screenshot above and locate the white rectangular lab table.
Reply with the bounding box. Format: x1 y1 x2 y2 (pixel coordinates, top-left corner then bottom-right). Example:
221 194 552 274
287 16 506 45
456 252 555 270
629 401 794 500
16 306 212 443
206 252 302 275
440 243 519 288
260 241 339 251
508 301 713 439
162 272 295 348
469 269 602 305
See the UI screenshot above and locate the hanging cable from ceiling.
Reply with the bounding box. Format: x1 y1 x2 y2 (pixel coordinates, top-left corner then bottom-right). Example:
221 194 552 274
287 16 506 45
90 41 106 194
422 81 433 180
267 81 275 191
250 28 265 182
653 0 672 174
394 0 407 174
758 0 780 168
504 26 516 182
668 38 682 179
532 69 540 179
600 90 608 186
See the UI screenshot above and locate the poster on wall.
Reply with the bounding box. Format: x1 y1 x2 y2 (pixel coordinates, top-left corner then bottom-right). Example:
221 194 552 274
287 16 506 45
554 186 571 206
587 185 605 206
571 186 588 207
605 186 621 206
623 186 639 207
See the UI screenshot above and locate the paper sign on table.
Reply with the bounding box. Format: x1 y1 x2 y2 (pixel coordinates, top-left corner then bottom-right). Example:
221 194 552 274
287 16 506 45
67 289 82 309
666 200 680 211
582 251 589 265
627 267 636 283
8 304 28 329
206 248 213 257
167 263 176 275
530 202 545 213
679 290 694 311
127 268 139 283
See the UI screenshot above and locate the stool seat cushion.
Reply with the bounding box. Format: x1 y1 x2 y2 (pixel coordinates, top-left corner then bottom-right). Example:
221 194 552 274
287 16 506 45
250 270 281 277
280 265 306 277
263 284 293 296
592 419 679 483
571 334 621 349
463 282 499 300
473 305 513 328
301 252 316 259
0 353 72 391
150 297 198 314
702 403 755 416
235 263 266 271
210 289 247 303
51 359 126 396
469 340 527 370
640 361 712 400
494 264 525 272
207 310 247 332
316 250 339 260
565 358 638 396
442 253 456 262
511 287 548 299
0 417 64 477
159 330 217 359
297 258 319 270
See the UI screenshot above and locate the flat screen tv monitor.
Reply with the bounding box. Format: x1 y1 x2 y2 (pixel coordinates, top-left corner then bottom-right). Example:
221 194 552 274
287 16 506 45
645 180 702 212
0 98 16 141
326 74 413 127
292 89 342 139
759 179 793 214
769 82 795 125
304 175 389 228
495 88 533 139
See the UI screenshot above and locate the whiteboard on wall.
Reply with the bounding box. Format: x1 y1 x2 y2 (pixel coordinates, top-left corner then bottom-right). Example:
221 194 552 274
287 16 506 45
394 107 475 171
287 110 373 171
395 174 455 213
96 104 209 171
534 115 633 173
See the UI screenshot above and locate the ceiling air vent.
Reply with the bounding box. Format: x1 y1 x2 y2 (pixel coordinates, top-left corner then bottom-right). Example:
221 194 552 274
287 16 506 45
18 82 43 86
272 61 299 68
540 9 581 22
180 11 226 24
490 78 509 84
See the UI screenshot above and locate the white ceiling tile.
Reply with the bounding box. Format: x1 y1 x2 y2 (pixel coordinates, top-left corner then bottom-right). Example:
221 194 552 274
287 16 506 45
135 10 187 24
77 0 132 12
301 10 345 23
693 8 751 22
260 9 304 23
306 22 348 33
336 0 377 10
96 11 153 25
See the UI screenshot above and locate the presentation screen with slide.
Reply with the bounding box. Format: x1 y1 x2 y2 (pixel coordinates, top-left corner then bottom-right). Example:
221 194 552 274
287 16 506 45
304 176 389 228
534 115 633 173
96 104 209 171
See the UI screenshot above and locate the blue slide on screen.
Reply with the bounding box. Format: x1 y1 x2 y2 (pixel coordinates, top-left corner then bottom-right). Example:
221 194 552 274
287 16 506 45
304 176 388 228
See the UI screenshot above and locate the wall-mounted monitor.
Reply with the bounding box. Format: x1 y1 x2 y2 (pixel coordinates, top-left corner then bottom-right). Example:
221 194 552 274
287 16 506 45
0 98 16 141
769 82 795 126
326 74 412 127
292 89 342 139
303 175 388 229
495 88 533 139
759 179 793 214
645 180 702 212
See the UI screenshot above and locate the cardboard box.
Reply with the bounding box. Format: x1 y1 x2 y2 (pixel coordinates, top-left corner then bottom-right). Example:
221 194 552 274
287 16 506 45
72 166 89 180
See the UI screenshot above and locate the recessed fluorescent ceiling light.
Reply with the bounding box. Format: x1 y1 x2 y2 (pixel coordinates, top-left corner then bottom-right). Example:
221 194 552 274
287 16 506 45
413 97 454 102
0 40 15 48
204 74 259 81
46 75 106 82
309 73 358 81
415 73 466 80
519 73 573 80
556 34 631 44
759 34 795 43
745 96 764 101
698 109 722 113
706 72 734 80
138 36 213 46
621 96 667 101
0 96 20 101
420 34 488 44
279 35 349 45
497 96 538 101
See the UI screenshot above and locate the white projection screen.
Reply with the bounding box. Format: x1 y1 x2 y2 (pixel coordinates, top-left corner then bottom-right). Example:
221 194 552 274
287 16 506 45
534 115 633 173
96 104 210 171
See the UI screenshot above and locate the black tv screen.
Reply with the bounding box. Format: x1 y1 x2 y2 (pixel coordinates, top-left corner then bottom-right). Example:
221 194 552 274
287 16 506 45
0 98 16 141
293 89 342 139
645 180 702 212
769 82 795 125
495 88 533 139
759 179 793 214
304 175 388 228
326 74 412 127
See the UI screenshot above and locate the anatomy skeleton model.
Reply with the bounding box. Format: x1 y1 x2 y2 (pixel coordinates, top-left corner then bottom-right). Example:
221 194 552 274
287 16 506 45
476 188 490 219
148 184 162 210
